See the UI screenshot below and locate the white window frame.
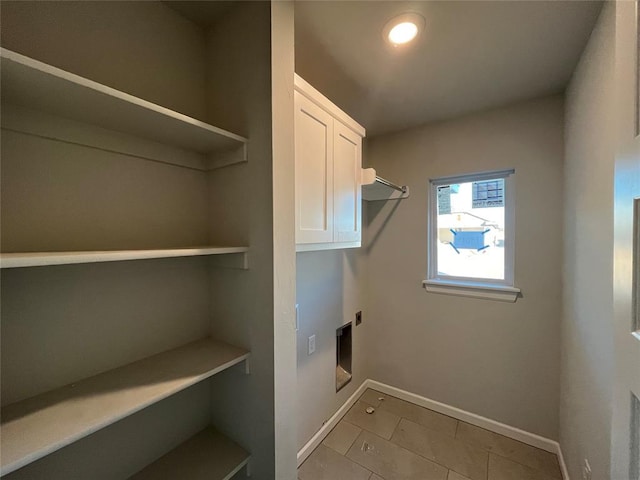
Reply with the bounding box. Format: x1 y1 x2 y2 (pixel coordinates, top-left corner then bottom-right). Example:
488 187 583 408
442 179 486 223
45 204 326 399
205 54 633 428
423 169 521 302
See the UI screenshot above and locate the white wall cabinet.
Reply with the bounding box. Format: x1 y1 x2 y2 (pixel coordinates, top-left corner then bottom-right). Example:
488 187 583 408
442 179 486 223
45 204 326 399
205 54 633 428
294 75 365 251
294 91 334 244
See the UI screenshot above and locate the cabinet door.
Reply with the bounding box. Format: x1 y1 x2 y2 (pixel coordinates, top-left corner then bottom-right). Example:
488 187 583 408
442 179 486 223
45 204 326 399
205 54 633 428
333 121 362 243
295 91 334 244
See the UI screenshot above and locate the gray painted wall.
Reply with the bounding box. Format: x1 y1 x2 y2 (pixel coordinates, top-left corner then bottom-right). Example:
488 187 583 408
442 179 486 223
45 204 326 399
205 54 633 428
296 248 369 449
364 96 564 440
294 1 372 451
1 1 207 121
205 2 281 477
0 127 210 252
561 3 615 479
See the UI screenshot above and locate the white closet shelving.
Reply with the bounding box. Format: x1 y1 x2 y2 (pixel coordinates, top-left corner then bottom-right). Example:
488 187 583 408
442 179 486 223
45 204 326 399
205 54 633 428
0 47 251 269
1 43 253 478
1 338 249 476
1 48 247 165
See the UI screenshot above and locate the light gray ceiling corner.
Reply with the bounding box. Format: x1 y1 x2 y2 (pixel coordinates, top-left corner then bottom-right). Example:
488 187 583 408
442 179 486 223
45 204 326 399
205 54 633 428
163 1 238 29
295 0 604 136
295 19 371 129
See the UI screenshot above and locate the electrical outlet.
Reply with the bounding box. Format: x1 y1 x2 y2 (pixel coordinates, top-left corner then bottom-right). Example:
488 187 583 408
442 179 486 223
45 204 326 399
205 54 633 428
582 459 592 480
355 311 362 326
308 335 316 355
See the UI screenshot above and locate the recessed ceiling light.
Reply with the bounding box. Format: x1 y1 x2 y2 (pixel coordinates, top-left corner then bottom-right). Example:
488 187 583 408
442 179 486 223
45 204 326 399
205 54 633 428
383 13 425 47
388 22 419 45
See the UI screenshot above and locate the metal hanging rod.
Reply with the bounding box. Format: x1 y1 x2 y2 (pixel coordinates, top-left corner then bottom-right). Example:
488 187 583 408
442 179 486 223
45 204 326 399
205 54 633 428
375 176 408 194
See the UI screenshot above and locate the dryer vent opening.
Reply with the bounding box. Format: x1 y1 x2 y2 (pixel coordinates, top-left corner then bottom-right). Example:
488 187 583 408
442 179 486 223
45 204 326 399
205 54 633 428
336 323 352 392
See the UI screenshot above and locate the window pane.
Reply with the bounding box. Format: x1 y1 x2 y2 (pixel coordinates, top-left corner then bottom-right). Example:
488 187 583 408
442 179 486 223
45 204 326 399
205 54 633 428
436 179 505 280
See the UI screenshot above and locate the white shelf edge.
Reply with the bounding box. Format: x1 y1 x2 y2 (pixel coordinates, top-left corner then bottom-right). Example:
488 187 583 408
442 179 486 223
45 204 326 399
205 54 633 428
0 247 249 269
129 427 250 480
296 241 361 252
0 338 250 475
423 279 521 302
1 48 248 154
222 457 251 480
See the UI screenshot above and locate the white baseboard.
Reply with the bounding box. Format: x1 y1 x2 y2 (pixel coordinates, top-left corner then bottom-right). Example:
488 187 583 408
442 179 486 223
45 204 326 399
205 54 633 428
296 381 369 467
297 379 570 479
367 380 558 453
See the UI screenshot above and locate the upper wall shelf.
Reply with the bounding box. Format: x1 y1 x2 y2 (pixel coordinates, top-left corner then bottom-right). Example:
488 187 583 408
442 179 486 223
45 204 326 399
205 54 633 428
0 338 250 476
361 168 410 201
0 48 248 169
0 247 249 269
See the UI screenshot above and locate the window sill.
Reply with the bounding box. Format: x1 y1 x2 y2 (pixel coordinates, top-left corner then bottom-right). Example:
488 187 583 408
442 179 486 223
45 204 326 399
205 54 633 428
422 279 521 303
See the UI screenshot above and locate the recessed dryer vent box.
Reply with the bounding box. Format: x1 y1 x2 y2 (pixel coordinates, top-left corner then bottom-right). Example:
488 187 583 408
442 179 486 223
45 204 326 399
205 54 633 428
336 323 352 392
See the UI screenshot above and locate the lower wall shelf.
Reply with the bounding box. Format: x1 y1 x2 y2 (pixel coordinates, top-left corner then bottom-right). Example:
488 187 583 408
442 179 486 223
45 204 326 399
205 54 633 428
129 427 249 480
0 338 250 475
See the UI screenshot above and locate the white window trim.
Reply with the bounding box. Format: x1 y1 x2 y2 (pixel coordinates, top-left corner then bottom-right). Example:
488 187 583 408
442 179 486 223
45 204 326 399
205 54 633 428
425 169 520 302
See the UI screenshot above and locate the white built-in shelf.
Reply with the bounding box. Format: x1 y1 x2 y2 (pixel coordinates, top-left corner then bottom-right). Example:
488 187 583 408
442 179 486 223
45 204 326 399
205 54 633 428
0 338 250 475
129 427 250 480
0 48 247 162
0 246 249 269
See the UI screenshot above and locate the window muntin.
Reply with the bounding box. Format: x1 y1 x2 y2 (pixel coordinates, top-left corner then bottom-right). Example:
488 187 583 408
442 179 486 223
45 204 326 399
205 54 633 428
429 170 514 285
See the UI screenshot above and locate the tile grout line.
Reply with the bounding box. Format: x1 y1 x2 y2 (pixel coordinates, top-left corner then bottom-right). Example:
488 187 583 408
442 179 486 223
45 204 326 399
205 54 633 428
325 394 473 480
369 396 486 479
303 385 563 480
302 439 375 480
484 448 490 480
486 451 563 480
372 389 561 480
367 380 559 453
347 426 452 479
342 397 381 480
453 426 562 479
342 420 364 457
384 418 482 479
455 441 562 480
388 413 402 440
376 407 558 480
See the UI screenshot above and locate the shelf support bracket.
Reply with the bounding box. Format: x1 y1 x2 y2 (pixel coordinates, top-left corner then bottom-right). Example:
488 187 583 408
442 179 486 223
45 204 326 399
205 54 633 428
209 252 249 270
207 144 248 170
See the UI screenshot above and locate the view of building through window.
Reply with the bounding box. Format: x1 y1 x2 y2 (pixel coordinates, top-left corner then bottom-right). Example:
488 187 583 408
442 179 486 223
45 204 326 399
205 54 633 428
435 178 505 280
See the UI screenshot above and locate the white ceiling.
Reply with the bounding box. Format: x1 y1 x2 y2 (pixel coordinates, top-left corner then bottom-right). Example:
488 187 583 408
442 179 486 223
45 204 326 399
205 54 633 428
295 1 603 136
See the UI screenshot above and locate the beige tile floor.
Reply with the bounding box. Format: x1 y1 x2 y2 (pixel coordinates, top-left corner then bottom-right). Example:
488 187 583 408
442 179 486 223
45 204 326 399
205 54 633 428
298 389 562 480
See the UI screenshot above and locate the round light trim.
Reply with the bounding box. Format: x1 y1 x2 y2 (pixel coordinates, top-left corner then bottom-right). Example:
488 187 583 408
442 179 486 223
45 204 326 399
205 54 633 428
383 13 425 47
